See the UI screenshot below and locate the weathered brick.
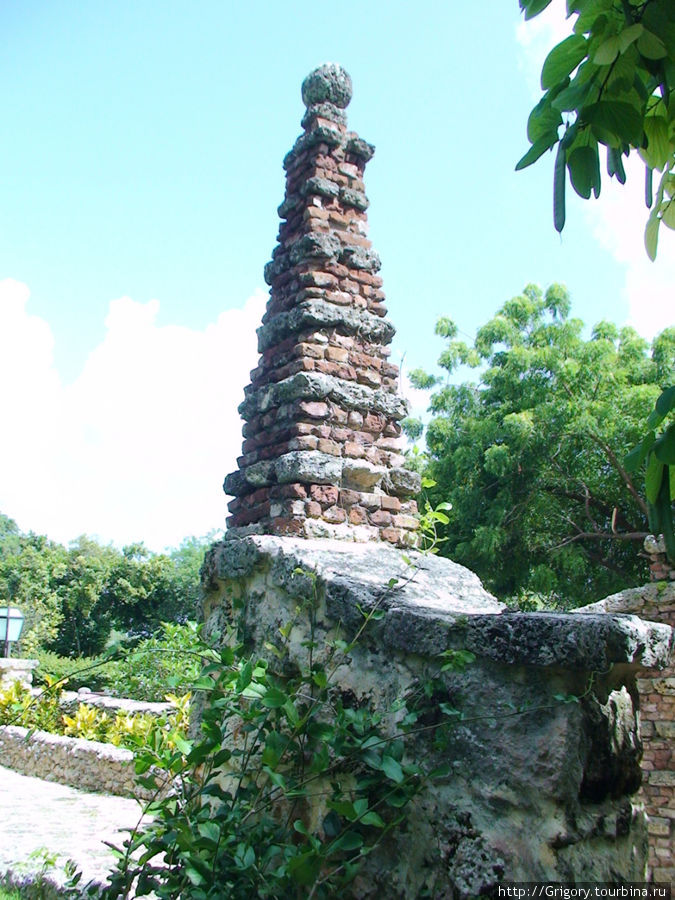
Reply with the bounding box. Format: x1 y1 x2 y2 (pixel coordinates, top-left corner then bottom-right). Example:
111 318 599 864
310 484 339 506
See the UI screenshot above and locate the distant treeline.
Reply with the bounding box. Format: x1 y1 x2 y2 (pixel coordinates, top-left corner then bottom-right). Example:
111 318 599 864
0 513 219 657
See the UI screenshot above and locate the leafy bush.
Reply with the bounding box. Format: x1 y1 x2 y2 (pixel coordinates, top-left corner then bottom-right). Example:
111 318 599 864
0 677 62 734
33 650 117 692
101 580 462 900
104 621 203 701
0 679 189 754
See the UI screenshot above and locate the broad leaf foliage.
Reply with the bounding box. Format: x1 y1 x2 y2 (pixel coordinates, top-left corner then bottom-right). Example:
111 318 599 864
518 0 675 258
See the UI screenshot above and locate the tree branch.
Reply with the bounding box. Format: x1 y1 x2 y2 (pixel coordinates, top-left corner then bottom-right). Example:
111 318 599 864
588 433 649 518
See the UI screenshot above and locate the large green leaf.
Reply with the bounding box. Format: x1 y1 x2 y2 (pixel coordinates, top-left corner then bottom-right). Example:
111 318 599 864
637 29 668 59
606 146 626 184
651 385 675 426
582 100 643 144
644 212 660 260
542 35 589 89
381 755 405 784
593 35 621 66
654 425 675 465
645 452 665 504
527 96 564 143
643 116 671 170
663 200 675 230
521 0 555 20
552 78 595 112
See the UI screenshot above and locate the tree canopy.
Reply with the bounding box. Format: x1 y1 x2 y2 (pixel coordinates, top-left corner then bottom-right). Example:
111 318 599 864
0 516 218 657
407 284 675 607
517 0 675 258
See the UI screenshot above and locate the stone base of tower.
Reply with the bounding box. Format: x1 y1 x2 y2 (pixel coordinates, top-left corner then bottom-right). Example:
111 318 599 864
199 536 673 896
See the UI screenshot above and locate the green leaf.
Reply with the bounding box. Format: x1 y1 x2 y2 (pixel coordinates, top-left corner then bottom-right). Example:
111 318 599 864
644 117 671 171
360 811 385 828
521 0 555 20
606 146 626 184
653 386 675 423
593 35 621 65
330 831 364 853
261 687 288 708
551 78 594 112
617 23 643 53
646 453 665 504
516 134 558 170
381 755 405 784
541 35 588 89
527 96 564 144
663 201 675 231
554 142 567 233
624 431 655 472
637 29 668 59
197 821 220 843
654 426 675 466
644 213 660 261
568 145 600 199
287 851 322 886
583 101 643 145
236 660 252 692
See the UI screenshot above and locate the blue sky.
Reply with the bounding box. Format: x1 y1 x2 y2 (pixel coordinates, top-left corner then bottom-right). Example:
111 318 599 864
1 0 672 550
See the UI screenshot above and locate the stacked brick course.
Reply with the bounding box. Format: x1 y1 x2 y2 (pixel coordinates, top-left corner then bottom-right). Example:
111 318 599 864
639 536 675 883
579 535 674 882
224 64 420 546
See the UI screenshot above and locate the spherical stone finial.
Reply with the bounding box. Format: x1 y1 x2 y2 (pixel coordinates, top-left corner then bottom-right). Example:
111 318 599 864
301 64 352 109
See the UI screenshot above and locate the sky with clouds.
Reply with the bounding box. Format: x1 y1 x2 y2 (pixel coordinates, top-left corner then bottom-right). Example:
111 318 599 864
1 0 672 551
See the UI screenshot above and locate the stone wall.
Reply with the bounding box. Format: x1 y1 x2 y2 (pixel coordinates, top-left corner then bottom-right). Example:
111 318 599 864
0 724 160 799
200 535 673 897
0 658 37 689
578 536 675 884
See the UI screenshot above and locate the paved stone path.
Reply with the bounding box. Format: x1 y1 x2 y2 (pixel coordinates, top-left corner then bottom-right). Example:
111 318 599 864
0 765 147 891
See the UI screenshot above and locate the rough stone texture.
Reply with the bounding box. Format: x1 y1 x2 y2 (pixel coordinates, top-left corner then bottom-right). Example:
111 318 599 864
223 65 419 547
200 535 673 896
0 658 37 689
577 536 675 884
0 724 165 800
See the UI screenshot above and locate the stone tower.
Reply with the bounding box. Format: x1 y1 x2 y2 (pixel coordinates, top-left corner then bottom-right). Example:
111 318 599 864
224 64 420 545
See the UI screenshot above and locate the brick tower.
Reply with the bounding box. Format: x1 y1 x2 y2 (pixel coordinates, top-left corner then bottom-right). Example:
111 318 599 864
224 64 420 546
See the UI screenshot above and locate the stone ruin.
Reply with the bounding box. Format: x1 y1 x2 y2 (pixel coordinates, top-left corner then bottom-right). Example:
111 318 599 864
201 65 674 895
223 63 420 547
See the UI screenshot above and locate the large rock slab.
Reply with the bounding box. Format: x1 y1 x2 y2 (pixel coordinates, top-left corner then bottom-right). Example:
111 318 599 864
200 536 673 897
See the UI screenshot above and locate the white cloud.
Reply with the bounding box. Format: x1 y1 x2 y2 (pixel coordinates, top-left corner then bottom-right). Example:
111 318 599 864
515 4 675 342
0 279 266 550
581 157 675 340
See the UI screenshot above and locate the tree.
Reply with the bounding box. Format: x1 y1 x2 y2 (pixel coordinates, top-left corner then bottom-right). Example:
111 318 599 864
0 518 66 654
47 536 118 657
408 284 675 606
517 0 675 258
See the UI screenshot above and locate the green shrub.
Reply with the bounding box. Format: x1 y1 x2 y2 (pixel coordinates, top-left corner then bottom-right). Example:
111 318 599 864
33 650 116 692
104 621 203 701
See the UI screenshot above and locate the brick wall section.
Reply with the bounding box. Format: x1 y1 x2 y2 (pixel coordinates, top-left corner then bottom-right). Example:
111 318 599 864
641 536 675 883
579 535 674 882
223 65 420 547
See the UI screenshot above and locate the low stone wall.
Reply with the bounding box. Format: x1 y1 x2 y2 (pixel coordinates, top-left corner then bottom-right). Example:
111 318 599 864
57 688 173 719
0 724 164 800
